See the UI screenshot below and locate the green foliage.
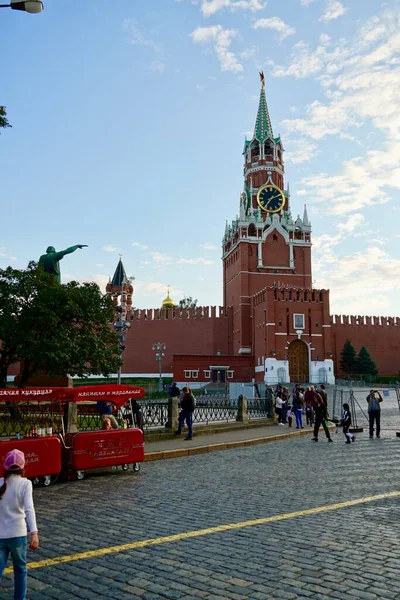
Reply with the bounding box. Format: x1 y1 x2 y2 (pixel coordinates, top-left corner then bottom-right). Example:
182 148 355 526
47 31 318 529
0 263 121 387
357 346 378 377
340 339 358 375
178 296 198 309
0 106 11 132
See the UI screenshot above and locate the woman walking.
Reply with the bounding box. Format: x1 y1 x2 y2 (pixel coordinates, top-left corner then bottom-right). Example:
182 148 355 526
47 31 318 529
0 449 39 600
292 387 304 429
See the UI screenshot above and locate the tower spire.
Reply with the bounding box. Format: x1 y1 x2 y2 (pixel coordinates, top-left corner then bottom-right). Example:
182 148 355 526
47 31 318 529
303 203 310 227
254 71 274 143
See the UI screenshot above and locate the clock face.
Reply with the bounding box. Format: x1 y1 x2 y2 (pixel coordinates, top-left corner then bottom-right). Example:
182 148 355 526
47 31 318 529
257 184 285 213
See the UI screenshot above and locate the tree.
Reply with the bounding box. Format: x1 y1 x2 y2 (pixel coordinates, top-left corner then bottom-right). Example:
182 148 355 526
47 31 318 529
0 263 121 388
177 296 198 309
357 346 378 378
339 339 358 375
0 106 11 132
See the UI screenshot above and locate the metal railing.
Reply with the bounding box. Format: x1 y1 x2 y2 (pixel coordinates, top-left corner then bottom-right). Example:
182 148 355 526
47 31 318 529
247 397 274 420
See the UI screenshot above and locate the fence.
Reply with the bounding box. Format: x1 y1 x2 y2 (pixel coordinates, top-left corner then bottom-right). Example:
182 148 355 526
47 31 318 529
330 386 400 437
0 393 272 438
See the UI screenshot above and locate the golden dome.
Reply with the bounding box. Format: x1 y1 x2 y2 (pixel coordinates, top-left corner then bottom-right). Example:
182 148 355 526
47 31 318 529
162 287 175 309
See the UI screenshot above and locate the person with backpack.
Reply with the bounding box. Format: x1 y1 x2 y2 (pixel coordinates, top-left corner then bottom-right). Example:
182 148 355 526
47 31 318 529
366 390 383 438
175 386 195 440
0 449 39 600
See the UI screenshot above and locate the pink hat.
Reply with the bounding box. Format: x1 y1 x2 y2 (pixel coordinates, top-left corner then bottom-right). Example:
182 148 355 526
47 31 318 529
4 449 25 471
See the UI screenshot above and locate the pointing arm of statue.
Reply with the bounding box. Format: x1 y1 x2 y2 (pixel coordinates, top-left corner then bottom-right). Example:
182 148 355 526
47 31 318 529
55 245 88 260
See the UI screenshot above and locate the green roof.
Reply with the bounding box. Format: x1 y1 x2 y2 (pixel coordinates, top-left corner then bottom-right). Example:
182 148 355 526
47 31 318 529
253 82 274 143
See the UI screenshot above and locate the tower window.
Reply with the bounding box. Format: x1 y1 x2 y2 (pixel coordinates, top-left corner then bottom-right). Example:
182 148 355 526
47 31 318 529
273 233 278 241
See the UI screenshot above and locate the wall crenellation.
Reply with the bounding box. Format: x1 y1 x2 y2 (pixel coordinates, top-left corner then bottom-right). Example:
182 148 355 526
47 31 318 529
129 306 230 321
331 314 400 327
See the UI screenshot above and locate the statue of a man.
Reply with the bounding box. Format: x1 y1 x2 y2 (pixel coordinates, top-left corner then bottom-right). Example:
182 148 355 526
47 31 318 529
39 244 88 283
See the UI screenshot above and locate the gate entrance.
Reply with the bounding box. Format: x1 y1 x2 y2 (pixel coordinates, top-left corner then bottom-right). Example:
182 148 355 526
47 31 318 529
288 340 309 383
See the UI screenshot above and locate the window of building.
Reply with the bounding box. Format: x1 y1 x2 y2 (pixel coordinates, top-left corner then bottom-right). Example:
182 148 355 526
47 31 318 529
227 371 234 379
192 370 199 379
293 313 305 330
184 370 191 378
204 370 211 379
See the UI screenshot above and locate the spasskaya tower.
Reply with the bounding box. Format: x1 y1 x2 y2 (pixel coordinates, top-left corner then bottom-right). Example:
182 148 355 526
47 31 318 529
222 73 334 385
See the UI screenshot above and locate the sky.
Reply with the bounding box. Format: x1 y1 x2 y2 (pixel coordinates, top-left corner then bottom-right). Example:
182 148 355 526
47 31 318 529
1 0 399 316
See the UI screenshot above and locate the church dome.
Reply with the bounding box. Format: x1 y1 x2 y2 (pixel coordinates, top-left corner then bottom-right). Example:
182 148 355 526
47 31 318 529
161 287 175 309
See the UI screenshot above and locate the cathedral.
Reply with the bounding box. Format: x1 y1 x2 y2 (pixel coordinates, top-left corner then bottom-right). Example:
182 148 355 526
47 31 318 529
108 75 400 386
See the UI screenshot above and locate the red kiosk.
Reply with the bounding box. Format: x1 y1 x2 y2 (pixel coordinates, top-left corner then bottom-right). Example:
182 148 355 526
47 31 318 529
0 384 145 485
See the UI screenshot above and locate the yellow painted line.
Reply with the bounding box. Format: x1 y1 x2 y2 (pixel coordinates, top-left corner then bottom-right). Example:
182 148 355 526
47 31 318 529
4 490 400 575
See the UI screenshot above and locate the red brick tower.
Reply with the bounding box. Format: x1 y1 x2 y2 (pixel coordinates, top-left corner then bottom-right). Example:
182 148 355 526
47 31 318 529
222 74 334 384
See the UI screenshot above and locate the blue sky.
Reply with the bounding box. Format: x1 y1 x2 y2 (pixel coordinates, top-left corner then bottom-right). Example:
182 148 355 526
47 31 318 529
1 0 399 316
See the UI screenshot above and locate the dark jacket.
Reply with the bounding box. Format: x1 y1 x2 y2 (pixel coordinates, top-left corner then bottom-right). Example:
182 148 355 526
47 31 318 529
170 384 180 398
314 398 328 420
181 393 195 413
341 410 351 429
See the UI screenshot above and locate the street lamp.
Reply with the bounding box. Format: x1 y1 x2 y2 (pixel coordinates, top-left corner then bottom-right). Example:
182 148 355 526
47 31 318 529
0 1 44 13
152 342 166 392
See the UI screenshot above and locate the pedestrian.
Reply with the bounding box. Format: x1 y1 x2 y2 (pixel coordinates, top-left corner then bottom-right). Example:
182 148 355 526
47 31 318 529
274 392 284 425
96 400 118 429
292 388 304 429
0 449 39 600
305 400 314 426
281 387 290 424
122 399 144 432
341 403 355 444
366 389 383 438
286 402 293 428
312 391 332 443
175 386 195 440
169 382 180 399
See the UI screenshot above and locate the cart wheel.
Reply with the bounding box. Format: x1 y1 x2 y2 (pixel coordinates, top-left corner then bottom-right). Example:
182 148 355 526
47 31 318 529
43 476 51 487
132 463 140 472
122 464 129 471
76 471 85 480
32 477 40 486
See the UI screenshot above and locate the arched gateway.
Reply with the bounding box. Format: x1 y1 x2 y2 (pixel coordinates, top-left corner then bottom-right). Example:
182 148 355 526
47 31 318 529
288 340 309 383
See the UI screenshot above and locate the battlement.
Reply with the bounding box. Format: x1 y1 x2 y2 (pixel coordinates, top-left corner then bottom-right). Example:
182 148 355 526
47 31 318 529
129 306 230 321
253 286 329 306
331 314 400 327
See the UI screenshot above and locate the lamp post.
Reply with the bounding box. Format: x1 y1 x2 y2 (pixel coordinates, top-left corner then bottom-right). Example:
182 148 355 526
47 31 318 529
152 342 166 392
0 1 44 13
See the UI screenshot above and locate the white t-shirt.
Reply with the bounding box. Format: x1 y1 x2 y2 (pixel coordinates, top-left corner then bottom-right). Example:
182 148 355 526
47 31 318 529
0 475 38 538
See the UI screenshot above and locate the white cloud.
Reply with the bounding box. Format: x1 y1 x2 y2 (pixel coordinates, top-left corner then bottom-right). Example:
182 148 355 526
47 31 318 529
285 139 319 164
314 246 400 316
253 17 295 41
102 245 118 253
132 242 149 251
178 257 214 265
200 0 266 18
301 0 315 5
191 25 243 73
239 45 257 59
201 243 219 250
271 9 400 215
337 213 365 234
123 19 166 73
319 0 346 23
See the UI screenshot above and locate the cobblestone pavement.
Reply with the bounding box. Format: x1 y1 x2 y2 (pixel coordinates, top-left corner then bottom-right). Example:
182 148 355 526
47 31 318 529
2 433 400 600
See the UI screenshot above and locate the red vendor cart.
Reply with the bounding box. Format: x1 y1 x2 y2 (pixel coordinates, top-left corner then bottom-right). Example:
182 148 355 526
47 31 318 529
0 384 146 484
58 384 145 480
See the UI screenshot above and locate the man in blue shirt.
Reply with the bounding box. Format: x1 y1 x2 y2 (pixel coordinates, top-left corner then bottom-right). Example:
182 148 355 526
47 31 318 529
96 401 118 429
